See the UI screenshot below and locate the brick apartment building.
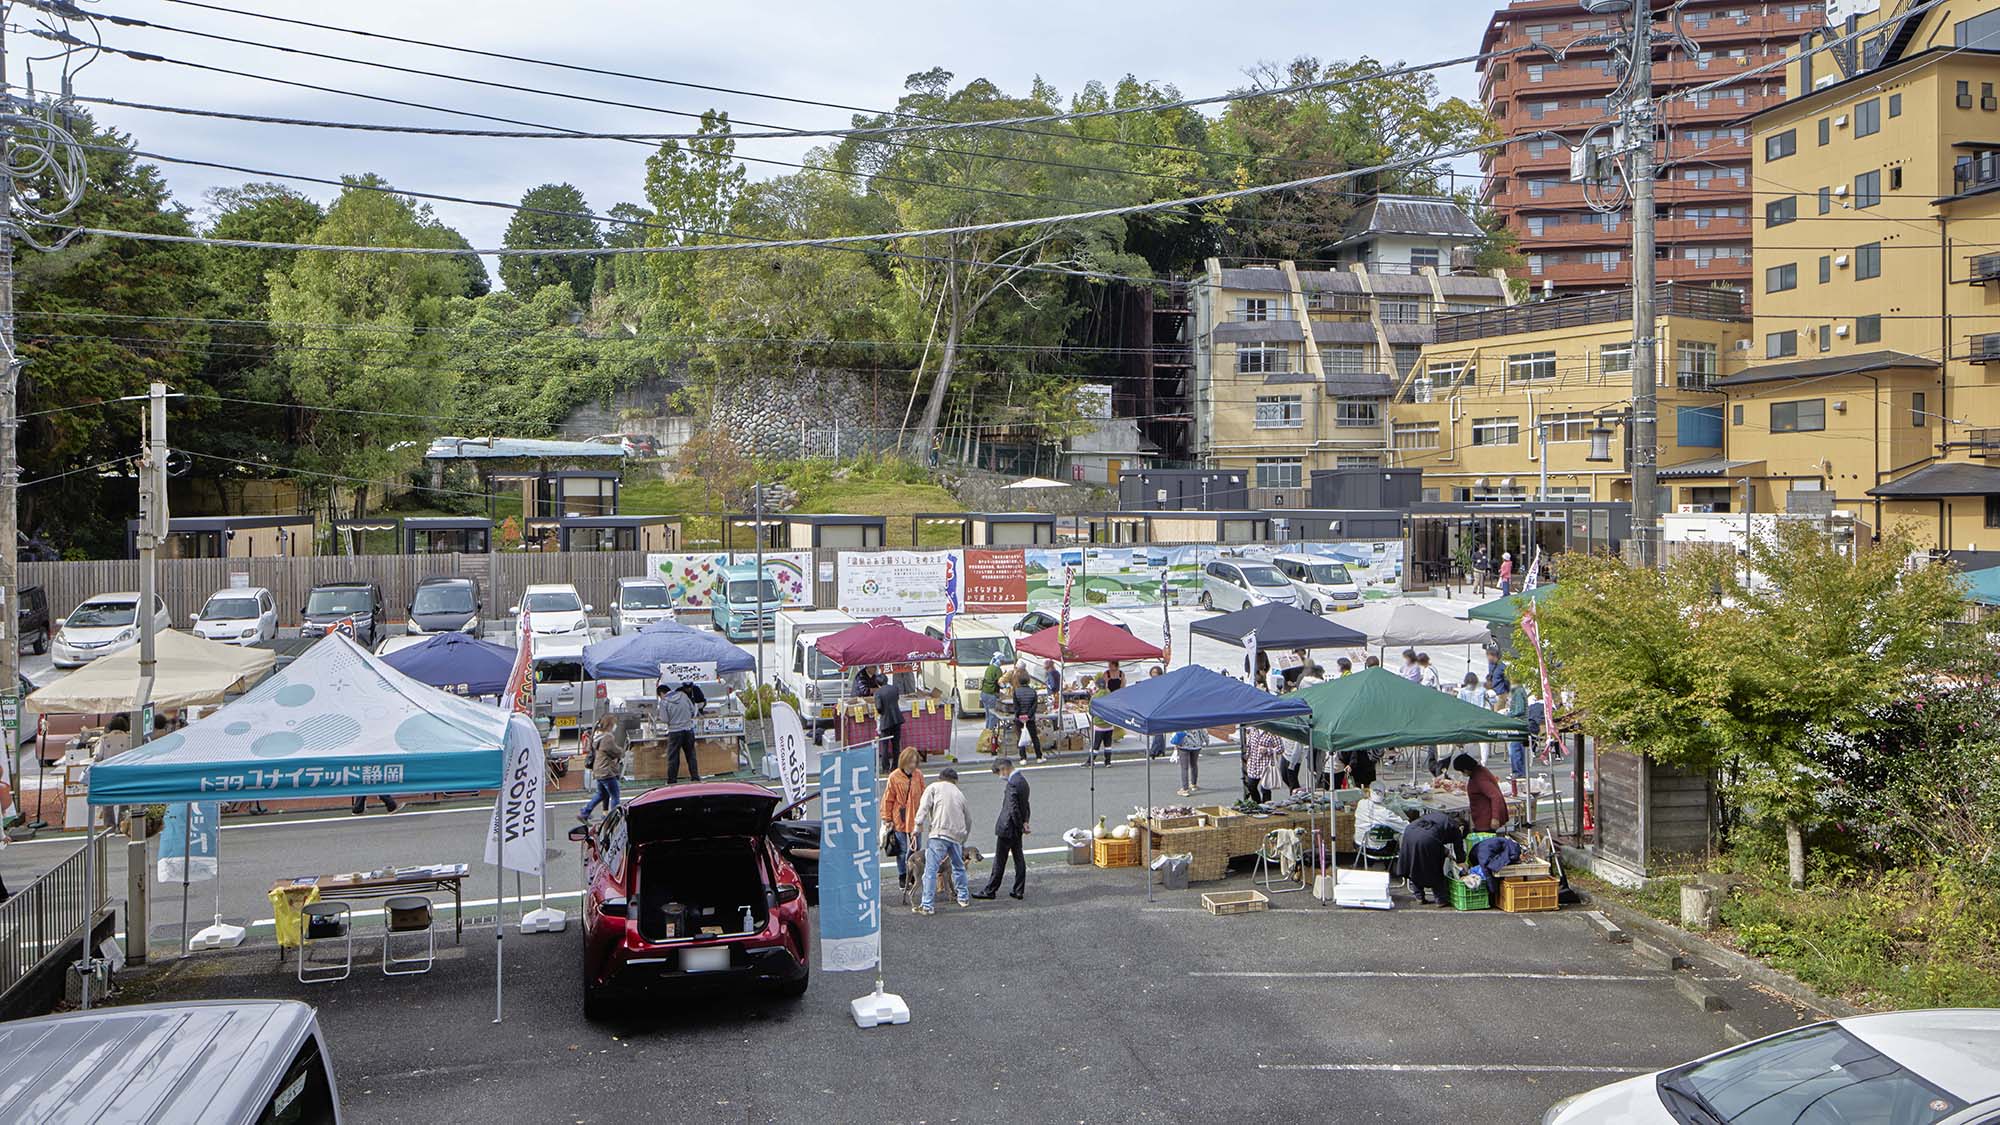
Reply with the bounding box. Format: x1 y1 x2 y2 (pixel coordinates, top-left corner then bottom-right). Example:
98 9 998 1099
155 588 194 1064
1479 1 1825 304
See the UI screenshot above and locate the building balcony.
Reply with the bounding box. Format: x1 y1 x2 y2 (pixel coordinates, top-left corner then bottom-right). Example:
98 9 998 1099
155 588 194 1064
1651 178 1753 207
1519 254 1751 290
1518 220 1627 249
1511 103 1621 131
1487 146 1576 177
1655 215 1753 242
1432 284 1745 345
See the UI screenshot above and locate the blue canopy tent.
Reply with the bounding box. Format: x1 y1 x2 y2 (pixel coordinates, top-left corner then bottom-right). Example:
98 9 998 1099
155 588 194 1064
86 633 541 1020
582 620 755 679
1089 665 1311 900
380 631 518 697
1189 603 1366 652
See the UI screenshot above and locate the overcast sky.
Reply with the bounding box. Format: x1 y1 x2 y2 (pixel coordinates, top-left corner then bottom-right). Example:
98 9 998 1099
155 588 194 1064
64 0 1494 277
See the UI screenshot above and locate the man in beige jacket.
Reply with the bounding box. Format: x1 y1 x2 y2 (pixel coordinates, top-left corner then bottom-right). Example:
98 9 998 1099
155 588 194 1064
912 766 972 915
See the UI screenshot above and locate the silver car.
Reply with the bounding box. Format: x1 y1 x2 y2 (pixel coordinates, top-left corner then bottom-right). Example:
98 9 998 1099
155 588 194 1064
610 577 674 635
1198 560 1298 612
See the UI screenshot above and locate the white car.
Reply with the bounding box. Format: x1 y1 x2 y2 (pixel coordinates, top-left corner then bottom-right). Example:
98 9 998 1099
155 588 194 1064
52 592 172 668
189 586 278 646
1198 560 1297 612
610 577 674 635
1270 553 1361 615
1544 1009 2000 1124
513 583 592 637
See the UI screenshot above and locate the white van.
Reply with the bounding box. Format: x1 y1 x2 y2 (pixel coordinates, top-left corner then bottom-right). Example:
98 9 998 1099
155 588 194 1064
916 618 1017 714
774 609 859 731
1199 559 1298 612
1270 553 1362 614
532 635 597 739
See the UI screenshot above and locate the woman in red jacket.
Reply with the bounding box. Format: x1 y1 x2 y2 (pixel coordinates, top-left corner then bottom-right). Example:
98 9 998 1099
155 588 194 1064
1452 754 1510 833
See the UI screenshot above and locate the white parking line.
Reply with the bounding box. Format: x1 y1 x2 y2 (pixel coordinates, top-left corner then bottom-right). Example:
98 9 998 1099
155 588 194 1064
1194 970 1659 982
1259 1063 1649 1074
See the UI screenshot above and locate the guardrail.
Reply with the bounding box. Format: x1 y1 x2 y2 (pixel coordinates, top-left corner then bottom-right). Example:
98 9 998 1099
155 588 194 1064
0 834 110 1011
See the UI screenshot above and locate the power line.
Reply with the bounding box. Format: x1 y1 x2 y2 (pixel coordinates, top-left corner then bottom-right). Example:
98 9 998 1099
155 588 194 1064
19 455 136 487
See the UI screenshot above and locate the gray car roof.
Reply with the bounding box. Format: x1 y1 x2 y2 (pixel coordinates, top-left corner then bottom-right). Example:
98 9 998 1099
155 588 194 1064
0 1000 319 1125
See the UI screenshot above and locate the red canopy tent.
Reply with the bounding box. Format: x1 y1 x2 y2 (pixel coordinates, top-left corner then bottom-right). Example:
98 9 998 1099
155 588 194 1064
817 616 948 668
1016 615 1163 663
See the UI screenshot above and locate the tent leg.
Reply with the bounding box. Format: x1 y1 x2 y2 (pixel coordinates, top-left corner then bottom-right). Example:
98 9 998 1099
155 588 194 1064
179 810 191 959
1144 746 1153 902
493 857 504 1023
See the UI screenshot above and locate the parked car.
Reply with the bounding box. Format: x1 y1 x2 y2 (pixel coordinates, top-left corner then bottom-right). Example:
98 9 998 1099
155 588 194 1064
531 636 598 739
51 591 171 668
1270 553 1361 615
1198 559 1298 612
571 781 811 1019
512 583 592 637
406 575 481 635
1008 608 1131 639
15 674 33 749
918 617 1016 714
709 563 779 642
591 432 658 458
1543 1008 2000 1124
17 584 48 655
0 999 343 1124
610 577 674 635
299 582 385 649
190 586 279 646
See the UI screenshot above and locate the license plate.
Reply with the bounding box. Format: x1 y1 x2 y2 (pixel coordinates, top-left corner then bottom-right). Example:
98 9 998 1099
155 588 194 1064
682 947 730 973
553 715 577 728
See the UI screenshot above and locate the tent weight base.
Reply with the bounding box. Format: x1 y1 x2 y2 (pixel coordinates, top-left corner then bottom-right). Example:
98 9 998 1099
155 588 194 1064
518 907 568 934
850 986 910 1029
189 917 246 950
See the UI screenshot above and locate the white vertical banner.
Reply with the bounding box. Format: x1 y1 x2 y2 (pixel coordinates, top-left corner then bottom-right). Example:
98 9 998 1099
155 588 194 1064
769 701 812 807
1245 629 1261 689
485 713 546 878
157 801 220 883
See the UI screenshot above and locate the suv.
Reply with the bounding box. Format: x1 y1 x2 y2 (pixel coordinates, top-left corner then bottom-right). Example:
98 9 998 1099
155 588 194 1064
610 577 673 635
16 584 48 655
1270 553 1361 615
571 782 810 1019
191 586 279 645
300 582 385 649
512 583 591 637
407 576 481 635
1198 560 1298 612
52 591 171 668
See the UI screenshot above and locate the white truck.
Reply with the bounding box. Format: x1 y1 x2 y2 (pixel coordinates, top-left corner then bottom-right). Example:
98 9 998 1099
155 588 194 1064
774 608 860 735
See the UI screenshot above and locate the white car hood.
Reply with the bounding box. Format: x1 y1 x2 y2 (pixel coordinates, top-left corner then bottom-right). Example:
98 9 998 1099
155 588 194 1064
59 624 135 645
531 611 589 635
194 620 258 638
1544 1074 1672 1124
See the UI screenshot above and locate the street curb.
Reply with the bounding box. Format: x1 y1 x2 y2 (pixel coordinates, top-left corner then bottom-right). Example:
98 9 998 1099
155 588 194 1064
1629 936 1689 972
1580 894 1864 1020
1585 910 1629 944
1675 974 1731 1013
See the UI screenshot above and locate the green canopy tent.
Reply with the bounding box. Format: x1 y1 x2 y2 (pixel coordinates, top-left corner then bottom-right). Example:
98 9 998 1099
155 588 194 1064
1961 565 2000 607
1263 667 1530 786
1466 582 1558 626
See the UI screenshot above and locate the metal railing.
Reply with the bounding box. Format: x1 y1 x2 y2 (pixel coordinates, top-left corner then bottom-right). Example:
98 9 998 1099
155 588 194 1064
1955 153 2000 197
0 835 109 1009
1432 284 1747 344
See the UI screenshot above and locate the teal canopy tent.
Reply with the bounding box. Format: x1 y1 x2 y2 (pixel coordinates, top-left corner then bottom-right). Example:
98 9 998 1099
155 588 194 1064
1466 583 1558 626
1961 565 2000 607
1263 667 1528 754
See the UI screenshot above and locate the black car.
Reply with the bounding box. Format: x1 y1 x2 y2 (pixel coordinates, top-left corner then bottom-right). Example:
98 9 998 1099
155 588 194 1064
300 582 385 649
407 576 481 635
16 585 48 656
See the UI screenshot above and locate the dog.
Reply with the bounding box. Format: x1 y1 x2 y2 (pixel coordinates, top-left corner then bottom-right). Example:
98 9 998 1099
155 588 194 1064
899 844 986 906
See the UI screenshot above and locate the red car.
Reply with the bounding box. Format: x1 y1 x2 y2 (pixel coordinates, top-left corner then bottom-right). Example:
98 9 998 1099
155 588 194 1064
571 781 810 1019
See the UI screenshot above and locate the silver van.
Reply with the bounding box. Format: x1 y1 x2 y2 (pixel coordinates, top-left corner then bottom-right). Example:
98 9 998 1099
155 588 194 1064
0 999 341 1123
533 635 598 739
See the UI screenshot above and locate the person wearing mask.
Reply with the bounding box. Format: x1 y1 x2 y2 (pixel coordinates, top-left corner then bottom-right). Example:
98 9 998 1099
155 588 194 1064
1145 666 1169 759
1400 649 1423 683
972 757 1030 901
1396 808 1469 907
578 715 628 822
1173 725 1207 797
660 681 701 785
1010 664 1045 762
1416 653 1443 691
979 653 1006 733
1456 674 1494 766
912 766 972 915
1086 678 1117 767
1102 659 1126 695
1499 551 1515 596
1452 753 1511 833
1242 725 1282 803
1335 657 1353 677
879 748 926 896
874 673 904 774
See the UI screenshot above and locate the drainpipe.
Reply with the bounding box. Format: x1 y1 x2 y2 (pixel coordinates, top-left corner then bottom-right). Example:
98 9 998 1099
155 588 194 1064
1863 373 1882 532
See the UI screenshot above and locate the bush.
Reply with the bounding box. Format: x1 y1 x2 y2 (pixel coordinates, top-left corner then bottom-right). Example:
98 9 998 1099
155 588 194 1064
737 684 799 723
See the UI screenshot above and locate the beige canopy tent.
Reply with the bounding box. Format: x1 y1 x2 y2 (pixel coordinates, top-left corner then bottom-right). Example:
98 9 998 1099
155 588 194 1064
26 630 276 715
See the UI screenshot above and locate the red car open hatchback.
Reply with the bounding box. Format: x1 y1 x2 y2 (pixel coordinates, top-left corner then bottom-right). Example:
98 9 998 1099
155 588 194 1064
572 781 810 1019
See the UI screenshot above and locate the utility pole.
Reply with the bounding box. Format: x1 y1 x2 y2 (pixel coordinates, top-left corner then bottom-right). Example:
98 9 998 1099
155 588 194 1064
0 15 20 810
752 481 771 756
1625 6 1661 570
131 382 167 738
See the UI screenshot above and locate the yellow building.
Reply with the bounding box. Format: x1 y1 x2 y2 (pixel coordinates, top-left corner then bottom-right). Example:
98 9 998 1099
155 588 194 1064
1730 0 2000 552
1190 196 1514 505
1396 285 1753 504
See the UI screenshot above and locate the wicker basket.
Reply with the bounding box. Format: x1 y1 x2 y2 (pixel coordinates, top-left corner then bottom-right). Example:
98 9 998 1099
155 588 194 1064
1093 836 1141 869
1497 875 1560 913
1148 812 1207 832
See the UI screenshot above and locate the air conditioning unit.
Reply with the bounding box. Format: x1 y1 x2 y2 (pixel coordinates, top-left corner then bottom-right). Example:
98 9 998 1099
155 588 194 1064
1969 333 2000 363
1833 184 1849 197
1972 253 2000 283
1835 114 1849 127
1835 254 1850 268
1733 339 1753 351
1835 324 1849 337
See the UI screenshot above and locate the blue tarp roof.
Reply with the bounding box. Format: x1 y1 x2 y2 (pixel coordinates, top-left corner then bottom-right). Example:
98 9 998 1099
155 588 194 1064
583 621 755 678
1088 664 1310 735
1188 603 1366 649
380 631 518 697
1963 565 2000 607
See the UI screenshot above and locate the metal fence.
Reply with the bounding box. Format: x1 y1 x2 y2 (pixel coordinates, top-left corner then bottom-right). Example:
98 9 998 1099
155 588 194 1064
0 835 109 1010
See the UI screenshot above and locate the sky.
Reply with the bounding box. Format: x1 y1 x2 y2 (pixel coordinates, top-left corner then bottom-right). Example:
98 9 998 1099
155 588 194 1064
51 0 1497 276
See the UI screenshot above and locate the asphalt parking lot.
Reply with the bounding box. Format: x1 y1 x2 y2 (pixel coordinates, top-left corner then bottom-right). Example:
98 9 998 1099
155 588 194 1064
113 859 1809 1125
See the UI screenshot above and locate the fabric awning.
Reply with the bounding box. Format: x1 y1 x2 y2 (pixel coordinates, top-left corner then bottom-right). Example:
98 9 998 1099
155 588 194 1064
1015 616 1163 663
1262 667 1528 753
584 620 756 678
1331 602 1491 648
1088 664 1309 735
380 631 520 696
817 616 948 669
26 629 275 715
1188 603 1366 650
1467 583 1559 626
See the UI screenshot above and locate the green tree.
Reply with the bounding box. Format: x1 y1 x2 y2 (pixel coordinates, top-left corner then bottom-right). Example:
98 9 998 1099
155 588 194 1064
446 286 645 436
499 182 600 300
643 111 745 329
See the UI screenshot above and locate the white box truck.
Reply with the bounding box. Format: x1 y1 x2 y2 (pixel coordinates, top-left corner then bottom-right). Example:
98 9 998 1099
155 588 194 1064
774 608 860 734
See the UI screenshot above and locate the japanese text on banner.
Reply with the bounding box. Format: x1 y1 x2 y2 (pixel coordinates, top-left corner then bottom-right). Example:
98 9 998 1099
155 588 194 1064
817 746 880 972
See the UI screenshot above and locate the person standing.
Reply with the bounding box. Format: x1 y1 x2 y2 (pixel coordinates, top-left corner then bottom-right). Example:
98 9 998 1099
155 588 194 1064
1010 664 1045 762
972 757 1030 901
1335 657 1353 677
979 653 1005 734
1145 665 1168 758
660 681 701 785
1174 725 1207 797
879 748 926 895
1416 653 1442 691
912 766 972 915
1474 544 1491 596
1087 679 1116 767
1506 682 1530 779
1242 725 1281 803
1453 753 1511 833
1102 659 1125 695
1498 551 1515 596
1456 674 1493 767
1400 649 1423 682
874 674 904 774
578 715 628 821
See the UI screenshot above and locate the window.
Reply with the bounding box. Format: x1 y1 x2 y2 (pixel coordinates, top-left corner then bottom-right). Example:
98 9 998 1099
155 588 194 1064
1335 399 1381 428
1819 255 1832 284
1410 247 1441 269
1335 455 1380 469
1854 98 1881 137
1817 185 1831 214
1767 330 1798 358
1958 10 2000 49
1765 196 1797 226
1677 405 1724 448
1322 344 1370 373
1235 297 1276 321
1770 399 1826 433
1392 344 1422 376
1854 170 1880 209
1817 117 1830 145
1855 314 1882 344
1988 82 1997 111
1819 323 1832 352
1472 416 1520 446
1254 395 1303 429
1542 411 1592 443
1237 345 1289 374
1960 80 1975 110
1677 340 1718 389
1990 494 2000 529
1856 242 1882 280
1912 390 1926 427
1427 360 1471 388
1889 93 1902 118
1600 341 1633 376
1732 404 1744 425
1508 351 1556 382
1766 263 1798 293
1764 129 1796 161
1379 300 1422 324
1888 166 1902 191
1539 486 1591 502
1255 458 1302 489
1392 421 1440 450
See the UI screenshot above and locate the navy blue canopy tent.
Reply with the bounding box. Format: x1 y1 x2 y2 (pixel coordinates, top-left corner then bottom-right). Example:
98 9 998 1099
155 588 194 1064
379 631 517 697
1089 663 1310 734
583 620 755 679
1188 603 1366 651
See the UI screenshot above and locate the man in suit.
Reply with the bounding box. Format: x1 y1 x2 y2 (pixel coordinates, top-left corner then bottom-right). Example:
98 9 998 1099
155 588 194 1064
971 757 1030 901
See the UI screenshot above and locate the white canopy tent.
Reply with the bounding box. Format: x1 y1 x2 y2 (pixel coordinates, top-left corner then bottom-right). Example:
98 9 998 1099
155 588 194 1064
26 629 275 715
1000 475 1071 490
1335 602 1493 651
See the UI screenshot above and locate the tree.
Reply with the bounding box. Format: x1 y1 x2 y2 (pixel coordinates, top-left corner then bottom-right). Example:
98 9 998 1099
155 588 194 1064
643 111 746 329
446 286 645 436
499 182 600 301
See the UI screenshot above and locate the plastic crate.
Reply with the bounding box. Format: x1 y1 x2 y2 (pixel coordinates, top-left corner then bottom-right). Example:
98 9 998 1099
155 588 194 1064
1497 875 1560 913
1447 878 1490 911
1093 836 1140 869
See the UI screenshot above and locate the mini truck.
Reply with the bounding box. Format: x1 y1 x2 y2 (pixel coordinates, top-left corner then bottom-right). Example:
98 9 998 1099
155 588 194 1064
709 562 782 642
